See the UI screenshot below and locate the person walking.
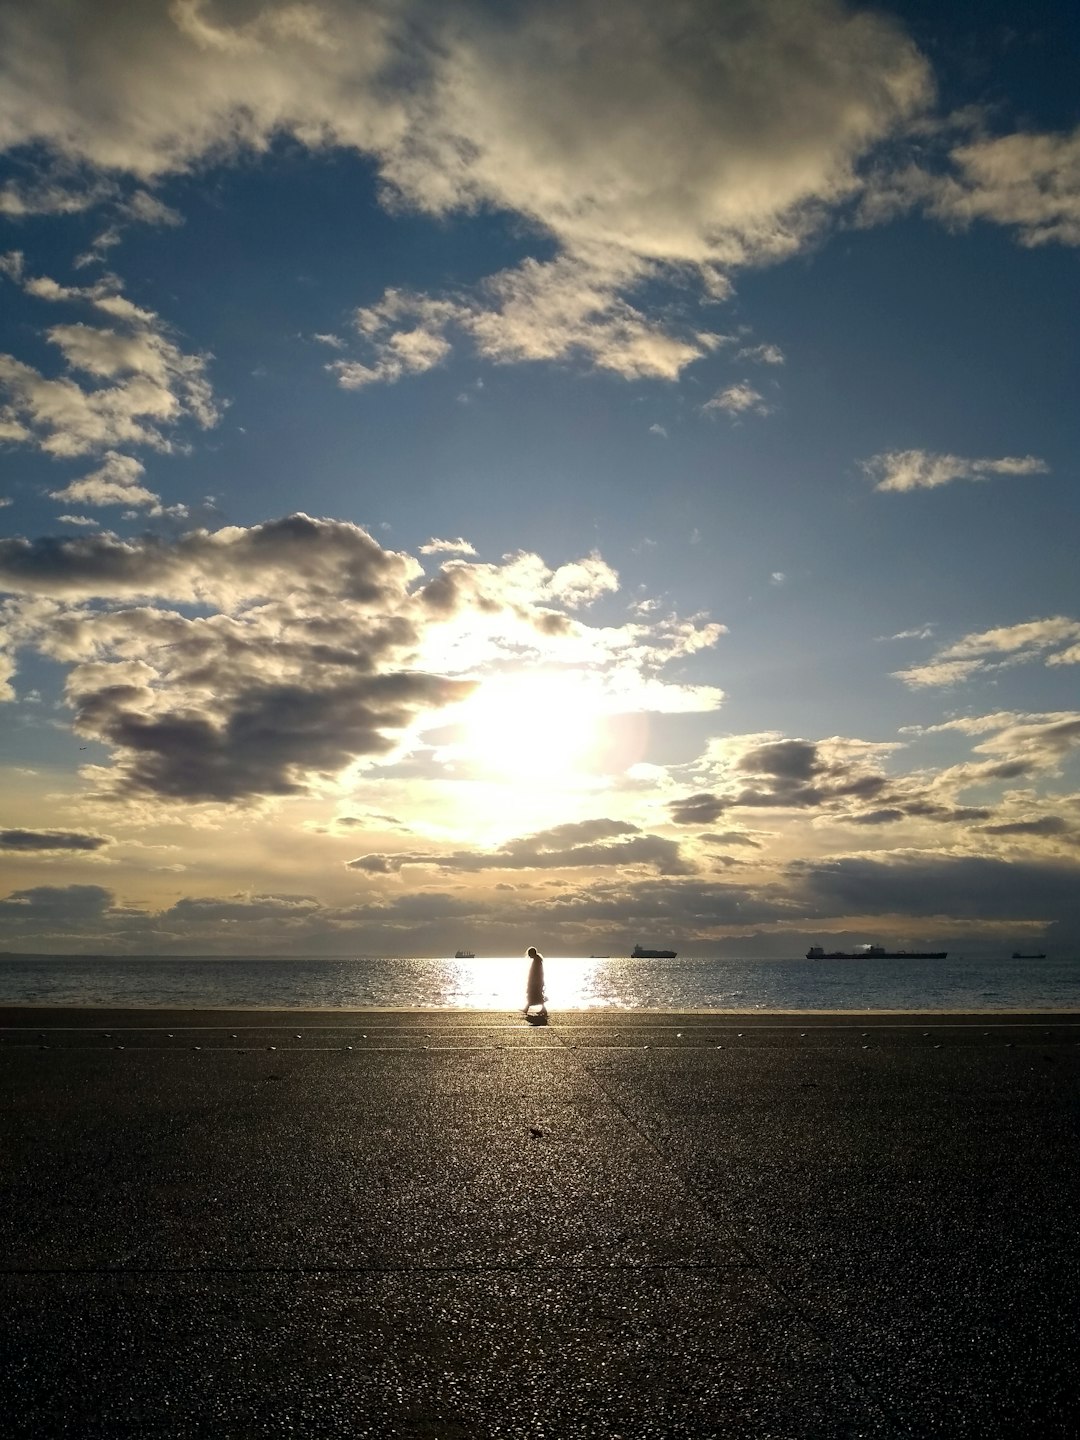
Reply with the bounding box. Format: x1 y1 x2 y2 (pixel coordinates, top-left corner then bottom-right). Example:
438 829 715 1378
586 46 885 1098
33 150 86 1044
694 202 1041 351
525 946 547 1019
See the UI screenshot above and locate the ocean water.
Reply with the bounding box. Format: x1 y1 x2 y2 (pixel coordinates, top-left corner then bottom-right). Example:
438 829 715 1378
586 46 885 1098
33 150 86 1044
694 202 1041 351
0 953 1078 1011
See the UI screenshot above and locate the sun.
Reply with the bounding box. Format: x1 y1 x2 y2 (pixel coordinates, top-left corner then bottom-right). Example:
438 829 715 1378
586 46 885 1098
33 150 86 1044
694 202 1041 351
455 670 606 779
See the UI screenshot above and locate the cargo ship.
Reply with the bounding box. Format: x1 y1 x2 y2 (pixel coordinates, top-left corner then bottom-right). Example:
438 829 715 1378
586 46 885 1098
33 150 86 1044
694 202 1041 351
806 945 947 960
1012 951 1046 959
631 944 677 959
454 949 475 959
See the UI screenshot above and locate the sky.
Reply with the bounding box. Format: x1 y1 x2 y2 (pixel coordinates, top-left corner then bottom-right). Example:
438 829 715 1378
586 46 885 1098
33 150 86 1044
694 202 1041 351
0 0 1078 957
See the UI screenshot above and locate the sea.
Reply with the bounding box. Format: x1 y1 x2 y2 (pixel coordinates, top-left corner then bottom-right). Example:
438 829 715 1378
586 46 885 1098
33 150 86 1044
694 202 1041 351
1 953 1078 1011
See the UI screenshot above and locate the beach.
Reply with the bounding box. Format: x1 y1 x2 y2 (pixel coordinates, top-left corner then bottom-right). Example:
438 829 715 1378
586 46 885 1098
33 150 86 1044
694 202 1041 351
2 1007 1079 1437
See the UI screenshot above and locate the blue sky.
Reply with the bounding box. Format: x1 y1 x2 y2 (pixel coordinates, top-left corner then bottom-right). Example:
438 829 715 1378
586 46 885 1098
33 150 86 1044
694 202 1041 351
0 0 1077 955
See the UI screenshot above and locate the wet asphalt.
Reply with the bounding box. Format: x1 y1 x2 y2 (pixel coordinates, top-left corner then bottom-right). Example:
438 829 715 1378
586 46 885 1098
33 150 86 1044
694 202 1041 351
1 1007 1078 1438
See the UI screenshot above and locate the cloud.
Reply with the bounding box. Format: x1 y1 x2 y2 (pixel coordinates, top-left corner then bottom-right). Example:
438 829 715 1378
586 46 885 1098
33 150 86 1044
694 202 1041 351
347 818 694 877
386 0 930 268
699 830 763 849
893 619 1080 688
964 714 1080 770
737 343 785 364
0 177 109 217
665 730 1022 834
858 121 1080 250
419 537 477 557
863 450 1049 493
934 127 1080 249
48 451 160 508
0 1 931 384
703 382 770 416
0 270 219 459
884 625 935 641
162 893 321 924
546 552 619 608
0 515 460 801
795 853 1080 928
891 658 984 689
0 883 112 920
0 515 726 803
980 817 1077 841
0 512 420 603
649 424 667 438
334 259 725 385
668 792 729 826
940 617 1080 661
0 828 110 851
674 735 894 816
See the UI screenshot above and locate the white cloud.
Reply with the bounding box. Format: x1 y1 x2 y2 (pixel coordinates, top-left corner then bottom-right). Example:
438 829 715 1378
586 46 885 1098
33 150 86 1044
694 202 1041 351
337 258 725 385
546 553 619 608
703 381 770 416
929 713 1080 773
737 342 785 364
860 123 1080 250
885 625 935 641
891 658 983 689
49 451 160 509
0 0 932 385
649 423 667 438
0 270 218 459
941 617 1080 661
0 177 109 217
937 127 1080 249
863 450 1049 493
121 190 183 228
893 617 1080 688
769 572 787 586
420 537 477 557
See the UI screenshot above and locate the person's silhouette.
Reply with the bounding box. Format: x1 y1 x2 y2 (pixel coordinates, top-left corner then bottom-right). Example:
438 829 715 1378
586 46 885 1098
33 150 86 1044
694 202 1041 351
525 946 547 1020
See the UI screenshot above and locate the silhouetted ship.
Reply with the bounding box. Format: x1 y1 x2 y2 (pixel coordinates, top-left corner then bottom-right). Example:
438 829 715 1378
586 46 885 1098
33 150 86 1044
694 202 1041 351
454 949 475 959
1012 951 1046 959
806 945 947 960
631 944 677 959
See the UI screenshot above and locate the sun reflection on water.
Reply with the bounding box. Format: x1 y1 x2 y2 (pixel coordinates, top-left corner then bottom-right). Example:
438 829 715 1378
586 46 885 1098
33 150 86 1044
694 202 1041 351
444 955 610 1009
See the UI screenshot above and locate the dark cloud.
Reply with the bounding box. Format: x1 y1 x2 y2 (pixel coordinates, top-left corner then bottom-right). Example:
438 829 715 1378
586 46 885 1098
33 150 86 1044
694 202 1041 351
0 883 112 919
899 801 992 823
0 828 110 851
162 894 321 923
542 877 796 928
75 671 471 802
976 760 1034 781
0 514 417 603
699 830 763 848
348 818 693 876
795 854 1080 927
737 739 819 780
668 792 727 825
981 817 1077 839
844 809 905 825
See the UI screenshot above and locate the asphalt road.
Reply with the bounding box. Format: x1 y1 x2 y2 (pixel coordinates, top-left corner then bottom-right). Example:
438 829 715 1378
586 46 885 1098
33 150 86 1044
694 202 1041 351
2 1008 1079 1438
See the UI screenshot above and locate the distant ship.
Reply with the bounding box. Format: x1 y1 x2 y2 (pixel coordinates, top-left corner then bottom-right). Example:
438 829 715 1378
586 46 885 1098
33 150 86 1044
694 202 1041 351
1012 951 1046 959
631 944 678 959
454 949 475 959
806 945 947 960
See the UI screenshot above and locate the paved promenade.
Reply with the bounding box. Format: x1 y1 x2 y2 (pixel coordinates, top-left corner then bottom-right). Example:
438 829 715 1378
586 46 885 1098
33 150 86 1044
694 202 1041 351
2 1008 1079 1438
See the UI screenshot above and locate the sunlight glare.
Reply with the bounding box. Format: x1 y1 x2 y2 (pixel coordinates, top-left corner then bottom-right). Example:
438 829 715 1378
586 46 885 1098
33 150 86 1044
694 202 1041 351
455 670 606 779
